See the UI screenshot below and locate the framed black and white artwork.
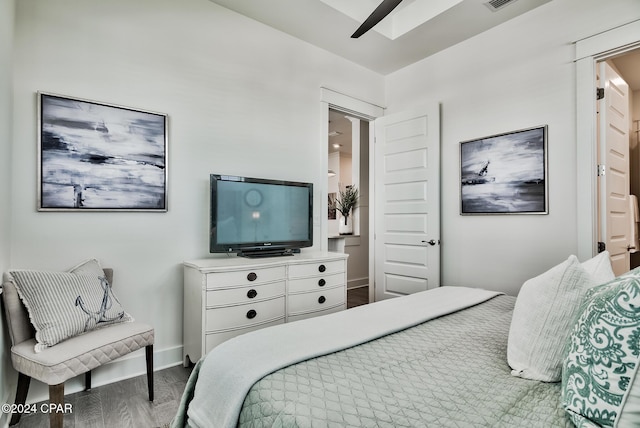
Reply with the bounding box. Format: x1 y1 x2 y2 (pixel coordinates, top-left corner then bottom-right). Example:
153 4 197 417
37 92 168 211
460 125 548 215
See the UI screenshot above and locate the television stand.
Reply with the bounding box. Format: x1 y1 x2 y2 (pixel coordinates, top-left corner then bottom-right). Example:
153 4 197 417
239 248 295 258
182 251 348 365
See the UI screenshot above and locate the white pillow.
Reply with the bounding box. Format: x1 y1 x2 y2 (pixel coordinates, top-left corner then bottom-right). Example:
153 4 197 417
507 255 596 382
580 250 615 285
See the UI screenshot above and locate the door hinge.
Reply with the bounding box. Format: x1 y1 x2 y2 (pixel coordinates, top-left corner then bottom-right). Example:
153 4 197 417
597 241 606 253
596 87 605 100
597 164 606 176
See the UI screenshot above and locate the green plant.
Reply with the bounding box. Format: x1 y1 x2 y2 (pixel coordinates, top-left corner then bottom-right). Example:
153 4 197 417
336 185 359 223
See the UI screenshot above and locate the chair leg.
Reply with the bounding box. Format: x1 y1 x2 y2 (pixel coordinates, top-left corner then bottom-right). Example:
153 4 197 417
85 370 92 391
9 372 31 426
49 383 64 428
146 344 154 402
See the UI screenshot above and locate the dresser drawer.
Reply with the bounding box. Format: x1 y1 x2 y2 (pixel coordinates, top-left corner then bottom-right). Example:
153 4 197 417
288 272 343 294
205 296 285 331
287 304 344 323
205 317 284 353
287 286 344 315
289 260 344 278
206 281 285 307
206 266 286 288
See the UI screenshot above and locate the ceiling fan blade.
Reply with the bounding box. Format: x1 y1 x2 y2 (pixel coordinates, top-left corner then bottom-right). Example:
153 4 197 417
351 0 404 38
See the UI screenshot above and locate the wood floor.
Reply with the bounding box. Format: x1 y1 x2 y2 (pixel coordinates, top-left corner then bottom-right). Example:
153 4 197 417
13 287 370 428
14 365 192 428
347 285 369 308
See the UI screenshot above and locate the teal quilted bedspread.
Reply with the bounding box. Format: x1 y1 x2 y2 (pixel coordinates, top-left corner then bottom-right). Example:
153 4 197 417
237 295 573 428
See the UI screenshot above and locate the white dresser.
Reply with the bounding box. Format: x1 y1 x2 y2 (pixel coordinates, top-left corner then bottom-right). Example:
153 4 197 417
182 251 348 365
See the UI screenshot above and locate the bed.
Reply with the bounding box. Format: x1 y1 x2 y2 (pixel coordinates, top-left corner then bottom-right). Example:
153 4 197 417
171 253 640 428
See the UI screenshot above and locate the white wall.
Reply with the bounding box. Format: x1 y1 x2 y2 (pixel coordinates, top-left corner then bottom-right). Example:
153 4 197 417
1 0 15 422
10 0 384 401
385 0 640 296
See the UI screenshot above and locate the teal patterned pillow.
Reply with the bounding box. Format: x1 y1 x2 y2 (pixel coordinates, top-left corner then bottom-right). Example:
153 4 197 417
562 267 640 427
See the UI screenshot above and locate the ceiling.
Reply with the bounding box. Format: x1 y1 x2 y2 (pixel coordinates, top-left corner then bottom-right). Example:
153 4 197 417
207 0 640 86
207 0 640 153
208 0 553 75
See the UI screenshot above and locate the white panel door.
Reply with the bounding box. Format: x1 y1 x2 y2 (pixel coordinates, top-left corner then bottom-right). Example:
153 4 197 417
374 106 440 300
599 61 630 276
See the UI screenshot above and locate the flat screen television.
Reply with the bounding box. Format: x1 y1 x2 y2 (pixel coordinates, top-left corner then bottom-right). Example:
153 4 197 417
210 174 313 257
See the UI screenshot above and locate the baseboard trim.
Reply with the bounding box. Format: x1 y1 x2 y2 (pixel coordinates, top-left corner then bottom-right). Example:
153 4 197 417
347 277 368 289
18 345 183 405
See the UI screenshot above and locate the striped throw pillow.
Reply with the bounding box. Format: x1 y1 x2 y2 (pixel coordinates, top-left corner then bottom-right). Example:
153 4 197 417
8 260 132 352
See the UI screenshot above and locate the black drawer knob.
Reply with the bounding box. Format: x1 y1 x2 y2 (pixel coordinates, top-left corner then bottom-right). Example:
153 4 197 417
318 296 326 304
318 264 326 273
318 279 326 287
247 289 258 299
246 309 257 319
247 272 257 282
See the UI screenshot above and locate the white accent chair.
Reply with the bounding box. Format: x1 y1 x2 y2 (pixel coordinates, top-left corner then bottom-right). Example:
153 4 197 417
1 268 154 428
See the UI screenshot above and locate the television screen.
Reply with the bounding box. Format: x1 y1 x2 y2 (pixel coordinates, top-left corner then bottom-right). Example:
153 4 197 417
210 175 313 257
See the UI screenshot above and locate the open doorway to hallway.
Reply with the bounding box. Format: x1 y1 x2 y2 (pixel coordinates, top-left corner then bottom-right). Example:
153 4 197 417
327 108 370 306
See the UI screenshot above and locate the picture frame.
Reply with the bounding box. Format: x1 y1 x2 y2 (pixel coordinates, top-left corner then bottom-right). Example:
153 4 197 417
460 125 548 215
37 92 168 211
328 193 337 220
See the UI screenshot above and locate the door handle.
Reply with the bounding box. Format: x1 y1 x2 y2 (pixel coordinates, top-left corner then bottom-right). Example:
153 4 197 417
422 239 439 246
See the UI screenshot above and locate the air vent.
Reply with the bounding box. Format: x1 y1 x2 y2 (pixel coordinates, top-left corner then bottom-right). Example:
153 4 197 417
484 0 519 11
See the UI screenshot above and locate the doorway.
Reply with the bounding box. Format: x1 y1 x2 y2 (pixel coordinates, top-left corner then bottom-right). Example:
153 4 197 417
596 48 640 275
575 20 640 263
328 108 371 305
320 88 384 305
